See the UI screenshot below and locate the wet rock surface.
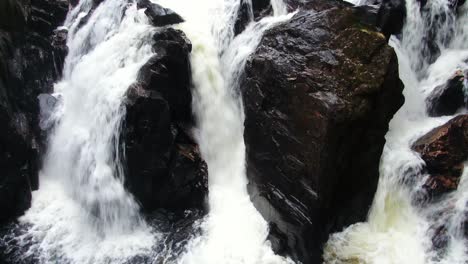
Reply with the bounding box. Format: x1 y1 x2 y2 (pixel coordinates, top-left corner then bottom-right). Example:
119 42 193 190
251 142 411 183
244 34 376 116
412 114 468 197
0 0 68 223
374 0 406 38
137 0 184 27
426 71 466 117
123 28 208 212
242 3 404 263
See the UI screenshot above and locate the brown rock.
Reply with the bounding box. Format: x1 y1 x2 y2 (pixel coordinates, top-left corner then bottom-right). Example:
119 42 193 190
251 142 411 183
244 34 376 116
412 115 468 177
242 5 404 263
412 115 468 197
122 28 208 212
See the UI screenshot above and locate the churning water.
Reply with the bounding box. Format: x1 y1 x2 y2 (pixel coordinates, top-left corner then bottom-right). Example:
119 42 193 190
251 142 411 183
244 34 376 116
1 0 296 263
324 0 468 263
154 0 293 263
2 0 158 263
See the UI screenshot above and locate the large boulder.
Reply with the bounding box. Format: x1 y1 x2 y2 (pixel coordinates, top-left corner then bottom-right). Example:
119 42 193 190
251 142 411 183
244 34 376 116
412 114 468 256
235 0 405 40
412 114 468 197
0 0 68 223
242 5 404 263
123 28 208 212
426 70 466 117
137 0 184 27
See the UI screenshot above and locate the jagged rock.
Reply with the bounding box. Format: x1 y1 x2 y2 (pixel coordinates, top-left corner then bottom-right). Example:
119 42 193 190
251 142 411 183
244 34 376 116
375 0 406 38
242 6 404 263
137 0 184 27
412 115 468 196
252 0 272 19
0 109 36 223
123 28 207 212
427 71 466 117
0 0 68 222
0 0 30 32
29 0 68 37
234 0 253 36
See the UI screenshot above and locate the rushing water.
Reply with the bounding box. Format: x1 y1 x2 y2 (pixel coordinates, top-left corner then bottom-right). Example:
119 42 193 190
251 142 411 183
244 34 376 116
154 0 293 263
324 0 468 263
0 0 297 263
3 0 158 263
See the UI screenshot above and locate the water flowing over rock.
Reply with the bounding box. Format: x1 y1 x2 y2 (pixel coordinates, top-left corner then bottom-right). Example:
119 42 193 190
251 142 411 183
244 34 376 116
123 28 208 212
242 2 404 263
426 70 467 117
0 0 68 223
136 0 184 27
412 115 468 197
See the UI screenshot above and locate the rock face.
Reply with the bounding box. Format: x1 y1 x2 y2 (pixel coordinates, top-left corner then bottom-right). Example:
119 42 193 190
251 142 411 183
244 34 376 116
123 28 208 212
242 4 404 263
412 115 468 197
426 71 466 117
375 0 406 38
0 0 68 223
137 0 184 27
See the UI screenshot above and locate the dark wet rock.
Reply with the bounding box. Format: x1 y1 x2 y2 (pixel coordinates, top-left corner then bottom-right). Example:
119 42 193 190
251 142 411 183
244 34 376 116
431 225 450 251
252 0 273 19
0 110 36 223
375 0 406 38
0 0 67 223
51 28 68 74
423 175 460 197
29 0 68 37
123 28 208 212
427 71 466 117
0 0 30 32
70 0 79 7
137 0 184 27
234 0 253 36
242 6 404 263
412 115 468 197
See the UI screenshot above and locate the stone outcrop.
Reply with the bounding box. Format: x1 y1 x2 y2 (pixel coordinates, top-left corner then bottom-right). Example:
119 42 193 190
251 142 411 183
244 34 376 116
426 70 466 117
0 0 68 223
123 28 208 212
241 3 404 263
137 0 184 27
412 114 468 197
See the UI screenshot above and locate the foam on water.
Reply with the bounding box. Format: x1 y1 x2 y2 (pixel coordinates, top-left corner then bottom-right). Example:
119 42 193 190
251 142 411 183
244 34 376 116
7 0 157 263
324 0 468 263
3 0 298 263
155 0 294 263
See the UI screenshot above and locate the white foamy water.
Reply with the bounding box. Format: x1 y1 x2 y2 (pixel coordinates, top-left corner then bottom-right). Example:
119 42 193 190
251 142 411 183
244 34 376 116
324 0 468 264
154 0 294 263
4 0 298 263
12 0 157 263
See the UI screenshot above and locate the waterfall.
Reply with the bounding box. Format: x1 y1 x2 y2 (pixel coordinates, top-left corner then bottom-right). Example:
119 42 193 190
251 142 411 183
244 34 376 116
1 0 298 263
154 0 294 263
7 0 157 263
324 0 468 263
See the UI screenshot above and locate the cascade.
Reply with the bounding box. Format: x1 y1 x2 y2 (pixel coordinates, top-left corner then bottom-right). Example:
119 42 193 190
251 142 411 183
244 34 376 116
324 0 468 263
0 0 297 263
154 0 294 263
2 0 157 263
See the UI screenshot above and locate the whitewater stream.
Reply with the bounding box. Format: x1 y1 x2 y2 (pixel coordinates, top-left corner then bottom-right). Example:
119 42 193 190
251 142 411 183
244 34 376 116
1 0 467 263
324 0 468 263
0 0 294 263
